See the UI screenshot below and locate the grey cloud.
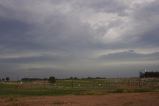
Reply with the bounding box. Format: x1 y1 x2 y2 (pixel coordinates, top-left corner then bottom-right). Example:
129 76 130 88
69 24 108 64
0 54 75 64
99 50 159 62
0 0 159 79
74 0 127 15
0 0 97 52
0 23 41 52
133 1 159 20
110 0 159 49
127 0 159 46
138 26 159 46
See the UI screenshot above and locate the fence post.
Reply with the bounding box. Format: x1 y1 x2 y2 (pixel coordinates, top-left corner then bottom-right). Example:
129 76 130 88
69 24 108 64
71 79 73 88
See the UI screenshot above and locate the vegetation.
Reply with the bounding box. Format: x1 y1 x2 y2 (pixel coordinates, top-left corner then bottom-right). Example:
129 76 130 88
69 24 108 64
6 77 10 82
0 78 158 96
21 78 48 82
0 77 10 82
48 76 56 84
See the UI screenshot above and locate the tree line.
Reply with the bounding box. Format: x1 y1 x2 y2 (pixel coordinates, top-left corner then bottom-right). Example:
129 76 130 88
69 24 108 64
21 76 56 83
0 77 10 82
0 76 56 83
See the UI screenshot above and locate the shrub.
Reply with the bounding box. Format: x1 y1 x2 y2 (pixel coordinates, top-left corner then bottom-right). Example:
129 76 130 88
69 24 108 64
48 76 56 84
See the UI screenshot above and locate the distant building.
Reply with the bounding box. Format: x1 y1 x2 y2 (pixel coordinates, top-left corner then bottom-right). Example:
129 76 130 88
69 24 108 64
140 71 159 78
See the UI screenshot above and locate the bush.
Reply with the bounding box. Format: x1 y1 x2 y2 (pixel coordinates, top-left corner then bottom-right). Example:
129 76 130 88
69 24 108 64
6 77 10 82
48 76 56 83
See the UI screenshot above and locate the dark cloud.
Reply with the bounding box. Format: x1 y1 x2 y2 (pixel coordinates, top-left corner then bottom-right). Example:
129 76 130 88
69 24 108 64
0 0 159 79
139 26 159 46
0 18 38 50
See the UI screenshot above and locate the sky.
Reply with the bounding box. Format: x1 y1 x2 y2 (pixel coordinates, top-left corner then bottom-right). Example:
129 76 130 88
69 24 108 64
0 0 159 79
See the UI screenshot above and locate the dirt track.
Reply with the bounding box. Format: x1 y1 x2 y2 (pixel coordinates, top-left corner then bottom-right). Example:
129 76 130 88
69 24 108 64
0 93 159 106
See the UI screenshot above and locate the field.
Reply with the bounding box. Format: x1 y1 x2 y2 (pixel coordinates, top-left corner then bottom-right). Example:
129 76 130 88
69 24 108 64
0 78 159 96
0 78 159 106
0 93 159 106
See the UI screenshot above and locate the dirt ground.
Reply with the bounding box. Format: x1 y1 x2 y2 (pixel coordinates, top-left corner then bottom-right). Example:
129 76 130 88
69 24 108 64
0 93 159 106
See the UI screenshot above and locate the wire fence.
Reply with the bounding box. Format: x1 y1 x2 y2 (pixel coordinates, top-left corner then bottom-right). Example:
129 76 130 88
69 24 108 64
1 78 159 91
53 78 159 90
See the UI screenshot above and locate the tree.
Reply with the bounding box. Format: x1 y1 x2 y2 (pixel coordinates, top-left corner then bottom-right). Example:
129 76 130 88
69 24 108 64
2 78 5 81
6 77 10 82
48 76 56 83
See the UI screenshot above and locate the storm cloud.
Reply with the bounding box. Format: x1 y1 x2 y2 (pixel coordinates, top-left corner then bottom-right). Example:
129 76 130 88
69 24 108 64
0 0 159 79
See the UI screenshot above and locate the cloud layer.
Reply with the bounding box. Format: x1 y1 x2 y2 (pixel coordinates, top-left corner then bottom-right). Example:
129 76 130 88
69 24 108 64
0 0 159 79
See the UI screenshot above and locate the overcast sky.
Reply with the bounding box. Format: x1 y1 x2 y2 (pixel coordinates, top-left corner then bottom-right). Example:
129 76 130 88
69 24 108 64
0 0 159 79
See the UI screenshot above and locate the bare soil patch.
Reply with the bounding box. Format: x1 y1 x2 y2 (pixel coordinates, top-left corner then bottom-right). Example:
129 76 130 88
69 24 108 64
0 93 159 106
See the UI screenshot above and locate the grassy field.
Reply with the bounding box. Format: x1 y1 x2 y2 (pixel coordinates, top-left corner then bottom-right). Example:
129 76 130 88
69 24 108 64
0 78 159 96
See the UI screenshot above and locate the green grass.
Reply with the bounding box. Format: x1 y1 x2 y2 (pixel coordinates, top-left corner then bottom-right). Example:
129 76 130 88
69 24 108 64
0 78 159 96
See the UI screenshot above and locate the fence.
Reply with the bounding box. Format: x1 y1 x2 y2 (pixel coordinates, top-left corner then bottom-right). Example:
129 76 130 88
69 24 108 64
54 78 159 90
